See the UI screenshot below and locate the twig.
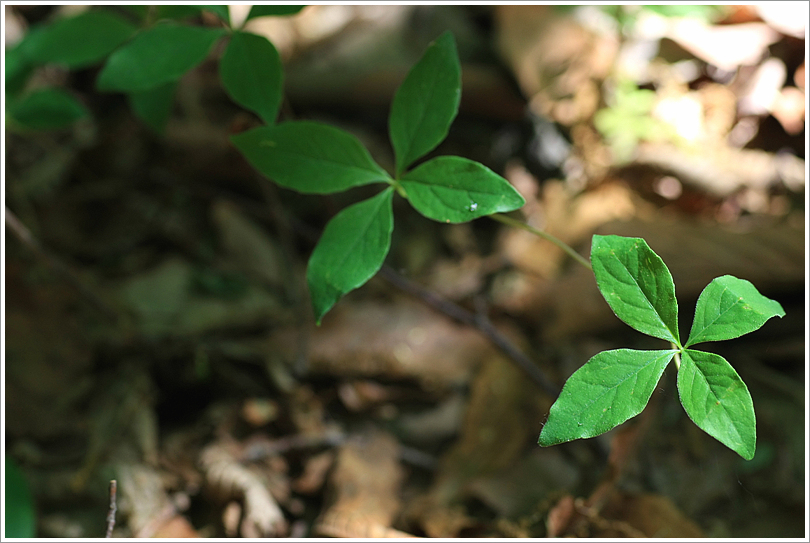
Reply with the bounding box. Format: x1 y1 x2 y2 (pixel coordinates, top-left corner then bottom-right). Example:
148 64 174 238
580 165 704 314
5 207 120 321
378 265 560 396
105 480 117 538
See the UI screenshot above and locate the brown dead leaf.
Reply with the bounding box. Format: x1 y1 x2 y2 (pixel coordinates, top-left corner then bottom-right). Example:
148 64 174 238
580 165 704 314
600 492 704 538
314 431 415 538
200 442 287 537
270 298 489 389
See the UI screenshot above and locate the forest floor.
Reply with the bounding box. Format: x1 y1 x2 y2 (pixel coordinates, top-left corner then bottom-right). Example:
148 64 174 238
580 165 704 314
5 5 807 538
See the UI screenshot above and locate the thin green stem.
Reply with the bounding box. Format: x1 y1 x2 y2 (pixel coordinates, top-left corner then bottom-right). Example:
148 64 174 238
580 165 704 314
489 213 592 271
671 344 681 370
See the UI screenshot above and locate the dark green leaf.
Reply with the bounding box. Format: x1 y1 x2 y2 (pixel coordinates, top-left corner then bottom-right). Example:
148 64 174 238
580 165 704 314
389 31 461 176
400 156 525 223
4 45 33 97
155 5 203 20
5 457 36 538
246 6 306 20
230 121 390 193
128 81 176 134
539 349 675 446
97 23 226 92
219 31 282 124
8 88 88 130
19 10 137 69
677 349 756 460
307 189 394 324
591 235 680 344
685 275 785 347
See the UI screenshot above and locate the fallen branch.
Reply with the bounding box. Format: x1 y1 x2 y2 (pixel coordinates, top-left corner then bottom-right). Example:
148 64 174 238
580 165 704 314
378 265 559 396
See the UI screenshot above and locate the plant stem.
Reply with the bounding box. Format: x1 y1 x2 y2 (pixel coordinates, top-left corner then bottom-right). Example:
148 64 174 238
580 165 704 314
489 213 592 271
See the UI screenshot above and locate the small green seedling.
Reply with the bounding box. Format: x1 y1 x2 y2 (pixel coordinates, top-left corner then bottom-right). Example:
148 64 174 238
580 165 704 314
538 235 784 460
232 31 525 323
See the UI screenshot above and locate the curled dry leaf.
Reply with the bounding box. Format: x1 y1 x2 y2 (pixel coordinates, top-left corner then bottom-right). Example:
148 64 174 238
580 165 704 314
314 432 415 538
199 442 287 537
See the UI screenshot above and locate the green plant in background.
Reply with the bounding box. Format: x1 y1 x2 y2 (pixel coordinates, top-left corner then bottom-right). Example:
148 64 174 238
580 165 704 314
538 236 784 460
4 6 786 462
5 457 36 537
593 78 676 163
5 5 304 132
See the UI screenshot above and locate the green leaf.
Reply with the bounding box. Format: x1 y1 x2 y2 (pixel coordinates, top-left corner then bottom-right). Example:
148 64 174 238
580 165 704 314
4 45 33 98
128 81 176 134
246 6 306 20
307 189 394 324
7 88 88 130
591 235 680 344
677 349 756 460
5 457 36 538
400 156 525 223
539 349 675 446
155 5 204 20
219 31 283 125
97 23 226 92
20 10 137 69
230 121 390 194
389 31 461 176
685 275 785 347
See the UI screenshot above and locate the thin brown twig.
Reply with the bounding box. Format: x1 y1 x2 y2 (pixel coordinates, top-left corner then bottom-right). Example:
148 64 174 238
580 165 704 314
105 479 117 538
5 207 120 321
378 265 560 396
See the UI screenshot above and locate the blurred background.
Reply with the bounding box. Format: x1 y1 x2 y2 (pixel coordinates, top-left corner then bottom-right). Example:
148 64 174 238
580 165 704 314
4 4 806 538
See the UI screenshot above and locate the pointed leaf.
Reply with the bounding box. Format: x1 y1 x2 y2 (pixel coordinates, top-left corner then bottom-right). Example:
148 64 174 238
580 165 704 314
539 349 675 446
246 6 305 20
591 235 680 344
400 156 525 223
677 349 756 460
389 31 461 176
20 10 137 69
97 23 226 92
8 88 88 130
128 81 176 134
219 31 283 124
685 275 785 347
230 121 390 194
307 189 394 324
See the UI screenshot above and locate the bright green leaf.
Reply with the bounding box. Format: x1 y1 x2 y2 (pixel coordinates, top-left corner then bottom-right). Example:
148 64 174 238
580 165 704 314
400 156 525 223
389 31 461 176
97 23 226 92
677 349 756 460
128 81 176 134
539 349 675 446
219 31 282 125
20 10 137 69
7 88 88 130
246 6 305 20
5 457 36 538
307 189 394 324
591 235 680 344
230 121 390 194
685 275 785 347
